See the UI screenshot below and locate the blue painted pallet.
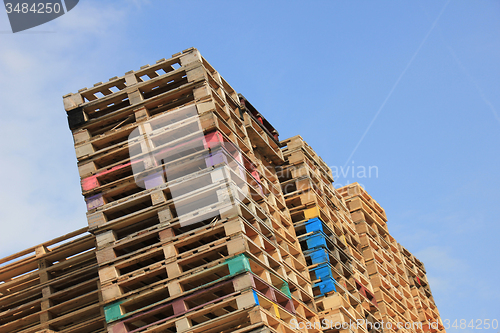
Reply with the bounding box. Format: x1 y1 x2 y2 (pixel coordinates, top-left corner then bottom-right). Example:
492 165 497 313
304 217 324 233
304 247 330 265
298 218 344 297
309 263 337 296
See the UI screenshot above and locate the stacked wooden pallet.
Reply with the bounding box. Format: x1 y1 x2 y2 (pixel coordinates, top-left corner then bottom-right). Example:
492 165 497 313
338 183 446 333
279 136 381 333
63 48 319 333
0 228 106 333
0 47 448 333
399 245 445 332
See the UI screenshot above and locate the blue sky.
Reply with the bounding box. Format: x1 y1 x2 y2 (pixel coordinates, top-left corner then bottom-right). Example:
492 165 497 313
0 0 499 330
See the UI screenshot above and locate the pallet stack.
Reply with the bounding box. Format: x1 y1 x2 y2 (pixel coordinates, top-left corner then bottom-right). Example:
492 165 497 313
278 136 381 333
61 48 319 333
0 47 447 333
338 184 445 333
399 245 444 332
0 228 106 333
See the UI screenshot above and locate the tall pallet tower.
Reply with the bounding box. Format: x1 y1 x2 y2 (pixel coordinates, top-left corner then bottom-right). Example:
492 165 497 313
0 48 445 333
63 47 317 333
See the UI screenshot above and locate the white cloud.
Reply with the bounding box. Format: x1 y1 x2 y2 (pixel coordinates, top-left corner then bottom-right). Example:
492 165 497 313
0 1 136 258
127 0 151 9
416 246 463 273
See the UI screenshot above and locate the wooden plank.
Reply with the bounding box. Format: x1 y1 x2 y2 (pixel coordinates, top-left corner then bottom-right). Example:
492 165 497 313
0 228 88 267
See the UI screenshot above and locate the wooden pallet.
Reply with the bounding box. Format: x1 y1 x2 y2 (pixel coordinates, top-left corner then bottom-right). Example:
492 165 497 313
62 48 321 333
243 111 284 165
98 232 287 304
83 145 263 214
65 51 266 192
280 136 333 183
58 47 448 333
356 222 400 260
346 196 388 232
73 113 259 202
284 193 364 292
279 137 346 215
101 253 294 324
0 228 106 333
295 219 375 307
75 105 253 181
283 183 360 252
337 184 386 222
296 219 349 255
89 189 285 265
339 185 435 328
278 138 387 332
105 271 297 331
109 303 310 333
360 234 408 278
90 196 290 285
366 256 417 322
106 290 255 333
85 166 262 231
64 49 236 128
315 292 378 333
342 185 430 322
399 245 444 332
97 214 274 263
